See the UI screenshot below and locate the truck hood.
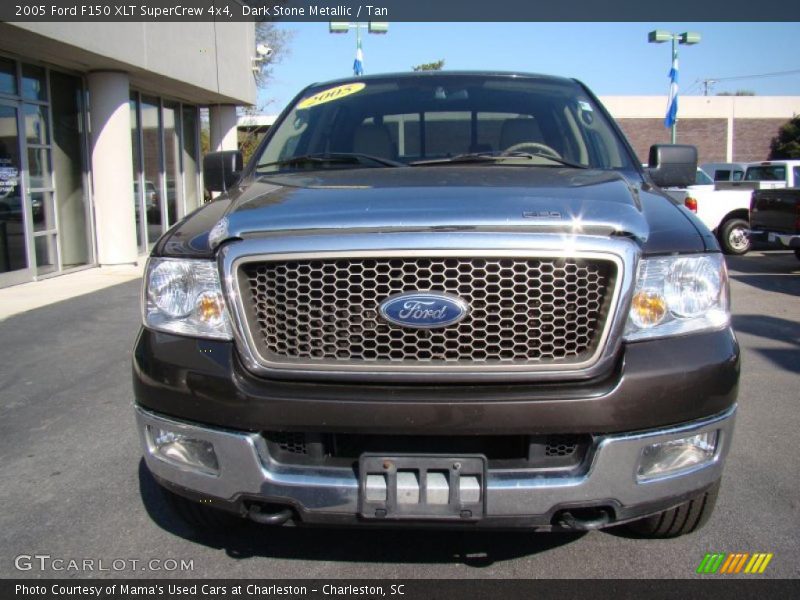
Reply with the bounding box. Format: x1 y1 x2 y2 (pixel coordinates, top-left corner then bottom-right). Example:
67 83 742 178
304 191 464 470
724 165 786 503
212 167 648 245
155 166 711 258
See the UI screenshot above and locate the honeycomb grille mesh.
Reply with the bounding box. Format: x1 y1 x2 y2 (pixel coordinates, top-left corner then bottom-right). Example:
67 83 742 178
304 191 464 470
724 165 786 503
239 257 614 366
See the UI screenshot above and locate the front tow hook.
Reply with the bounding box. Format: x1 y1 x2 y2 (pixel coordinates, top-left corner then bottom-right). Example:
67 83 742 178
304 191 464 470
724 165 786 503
247 505 294 525
556 508 613 531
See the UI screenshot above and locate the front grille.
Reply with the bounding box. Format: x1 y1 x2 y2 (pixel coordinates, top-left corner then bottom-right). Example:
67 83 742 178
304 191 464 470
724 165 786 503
238 256 616 368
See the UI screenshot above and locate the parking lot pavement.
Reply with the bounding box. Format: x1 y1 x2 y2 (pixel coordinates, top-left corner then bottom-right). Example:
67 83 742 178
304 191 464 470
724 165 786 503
0 251 798 579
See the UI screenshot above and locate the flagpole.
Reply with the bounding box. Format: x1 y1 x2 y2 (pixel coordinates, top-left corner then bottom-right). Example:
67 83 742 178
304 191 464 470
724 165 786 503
671 36 677 144
648 30 701 146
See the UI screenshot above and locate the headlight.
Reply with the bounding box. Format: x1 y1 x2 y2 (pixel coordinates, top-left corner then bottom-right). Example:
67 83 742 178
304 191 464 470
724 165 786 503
143 258 232 340
624 253 729 341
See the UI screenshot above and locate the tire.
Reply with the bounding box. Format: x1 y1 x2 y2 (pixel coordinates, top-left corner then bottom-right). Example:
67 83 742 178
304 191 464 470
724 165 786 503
718 218 751 255
625 480 720 538
161 486 245 532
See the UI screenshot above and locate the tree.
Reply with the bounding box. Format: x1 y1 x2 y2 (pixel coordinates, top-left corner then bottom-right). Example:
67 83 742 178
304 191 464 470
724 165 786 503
769 116 800 159
254 22 294 89
412 60 445 71
236 23 296 163
716 90 756 96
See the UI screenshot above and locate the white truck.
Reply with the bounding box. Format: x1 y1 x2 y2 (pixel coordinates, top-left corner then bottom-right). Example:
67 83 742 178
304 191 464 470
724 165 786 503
665 169 753 255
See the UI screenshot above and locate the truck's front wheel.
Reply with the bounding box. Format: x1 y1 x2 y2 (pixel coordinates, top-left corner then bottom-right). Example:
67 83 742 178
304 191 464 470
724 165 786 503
625 480 720 538
719 219 750 255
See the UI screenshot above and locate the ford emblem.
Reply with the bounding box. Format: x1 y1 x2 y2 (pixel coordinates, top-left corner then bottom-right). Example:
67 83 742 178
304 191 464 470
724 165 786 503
378 292 469 329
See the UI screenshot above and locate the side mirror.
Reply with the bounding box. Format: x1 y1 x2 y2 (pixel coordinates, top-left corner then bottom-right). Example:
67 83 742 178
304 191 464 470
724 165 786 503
647 144 698 188
203 151 243 193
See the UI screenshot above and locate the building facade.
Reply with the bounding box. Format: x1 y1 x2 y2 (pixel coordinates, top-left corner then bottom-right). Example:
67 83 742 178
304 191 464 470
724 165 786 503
601 96 800 165
0 22 255 288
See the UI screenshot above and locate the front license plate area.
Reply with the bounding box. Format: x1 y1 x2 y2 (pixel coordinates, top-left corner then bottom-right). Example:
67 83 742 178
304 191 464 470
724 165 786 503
358 454 486 521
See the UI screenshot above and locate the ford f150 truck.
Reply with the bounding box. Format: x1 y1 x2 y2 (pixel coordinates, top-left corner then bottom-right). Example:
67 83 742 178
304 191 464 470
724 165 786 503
133 72 738 538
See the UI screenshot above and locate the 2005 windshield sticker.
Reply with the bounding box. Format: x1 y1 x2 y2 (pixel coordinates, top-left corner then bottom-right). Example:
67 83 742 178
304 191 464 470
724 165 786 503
297 83 366 109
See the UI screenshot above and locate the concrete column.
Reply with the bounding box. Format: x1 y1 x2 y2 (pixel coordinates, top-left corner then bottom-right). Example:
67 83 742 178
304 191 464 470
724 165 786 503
87 71 137 265
209 104 239 152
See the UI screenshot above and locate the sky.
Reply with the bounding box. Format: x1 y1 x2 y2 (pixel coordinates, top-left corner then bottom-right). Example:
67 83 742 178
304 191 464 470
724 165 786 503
258 22 800 113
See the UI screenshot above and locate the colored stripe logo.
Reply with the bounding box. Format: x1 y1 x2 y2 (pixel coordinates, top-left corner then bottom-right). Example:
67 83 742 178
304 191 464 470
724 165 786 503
697 553 773 574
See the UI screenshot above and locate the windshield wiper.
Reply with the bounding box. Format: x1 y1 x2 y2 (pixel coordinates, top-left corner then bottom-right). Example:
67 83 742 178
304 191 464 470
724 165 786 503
410 151 589 169
257 152 405 172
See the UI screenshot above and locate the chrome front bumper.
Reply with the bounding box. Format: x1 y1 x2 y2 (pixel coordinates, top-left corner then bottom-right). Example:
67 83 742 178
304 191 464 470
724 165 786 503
136 405 736 526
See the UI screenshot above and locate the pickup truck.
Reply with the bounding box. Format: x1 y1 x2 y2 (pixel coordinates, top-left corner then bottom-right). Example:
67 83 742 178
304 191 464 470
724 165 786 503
664 169 752 255
750 187 800 259
717 160 800 193
133 72 738 538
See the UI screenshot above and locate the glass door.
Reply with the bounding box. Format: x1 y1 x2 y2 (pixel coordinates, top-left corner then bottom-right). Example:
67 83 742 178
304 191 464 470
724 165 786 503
0 100 34 286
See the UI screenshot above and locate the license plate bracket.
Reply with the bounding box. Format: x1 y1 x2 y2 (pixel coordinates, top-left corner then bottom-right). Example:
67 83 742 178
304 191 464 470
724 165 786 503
358 454 486 521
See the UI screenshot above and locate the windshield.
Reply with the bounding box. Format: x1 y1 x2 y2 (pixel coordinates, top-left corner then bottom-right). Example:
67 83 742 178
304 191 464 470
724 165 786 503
255 74 635 174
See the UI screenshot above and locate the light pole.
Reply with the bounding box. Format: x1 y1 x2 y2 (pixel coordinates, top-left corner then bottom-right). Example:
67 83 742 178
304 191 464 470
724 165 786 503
329 22 389 77
648 30 701 143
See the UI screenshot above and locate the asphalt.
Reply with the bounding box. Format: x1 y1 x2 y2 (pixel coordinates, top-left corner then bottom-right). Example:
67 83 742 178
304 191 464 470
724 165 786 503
0 251 798 580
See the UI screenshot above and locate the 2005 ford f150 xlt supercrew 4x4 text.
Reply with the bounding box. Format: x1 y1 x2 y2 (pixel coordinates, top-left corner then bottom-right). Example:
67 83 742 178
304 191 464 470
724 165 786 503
133 72 738 538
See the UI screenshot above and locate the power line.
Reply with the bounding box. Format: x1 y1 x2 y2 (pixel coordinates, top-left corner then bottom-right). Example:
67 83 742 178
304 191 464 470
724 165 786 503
706 68 800 83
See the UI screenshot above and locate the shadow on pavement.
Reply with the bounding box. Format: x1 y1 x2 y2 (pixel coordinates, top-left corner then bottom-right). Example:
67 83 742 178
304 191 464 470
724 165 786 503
732 314 800 374
726 252 800 297
138 460 585 567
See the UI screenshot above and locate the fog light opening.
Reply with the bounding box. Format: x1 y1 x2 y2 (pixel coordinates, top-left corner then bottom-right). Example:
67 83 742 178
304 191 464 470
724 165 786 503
637 430 719 481
146 426 220 475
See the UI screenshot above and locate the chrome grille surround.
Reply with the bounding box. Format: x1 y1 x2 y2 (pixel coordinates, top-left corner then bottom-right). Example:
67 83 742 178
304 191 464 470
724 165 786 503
220 233 638 383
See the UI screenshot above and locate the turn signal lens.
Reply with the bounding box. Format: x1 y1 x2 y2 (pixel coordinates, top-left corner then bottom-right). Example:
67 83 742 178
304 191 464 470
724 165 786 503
630 289 668 328
684 197 698 213
196 291 225 326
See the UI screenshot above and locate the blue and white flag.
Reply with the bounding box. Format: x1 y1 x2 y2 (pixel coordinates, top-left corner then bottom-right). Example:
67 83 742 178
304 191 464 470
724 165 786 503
353 39 364 76
664 55 678 129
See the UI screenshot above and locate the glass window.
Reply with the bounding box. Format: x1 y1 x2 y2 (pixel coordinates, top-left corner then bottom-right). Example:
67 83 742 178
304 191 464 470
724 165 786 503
0 58 17 96
131 94 144 250
695 169 714 185
140 96 162 242
256 75 634 173
163 101 181 226
745 165 785 181
34 233 57 274
30 191 54 232
50 70 90 268
27 147 51 189
181 105 200 212
21 64 47 101
0 104 28 273
24 104 49 145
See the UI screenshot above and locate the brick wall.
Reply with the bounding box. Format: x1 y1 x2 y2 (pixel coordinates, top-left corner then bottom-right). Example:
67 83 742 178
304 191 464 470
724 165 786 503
732 119 786 162
615 116 791 165
616 118 728 164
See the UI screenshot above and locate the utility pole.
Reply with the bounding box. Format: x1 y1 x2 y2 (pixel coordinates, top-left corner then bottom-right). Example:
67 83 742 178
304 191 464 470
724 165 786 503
702 79 717 96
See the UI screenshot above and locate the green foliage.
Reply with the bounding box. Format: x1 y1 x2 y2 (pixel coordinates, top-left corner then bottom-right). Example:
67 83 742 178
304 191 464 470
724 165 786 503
769 116 800 159
412 60 445 71
254 22 295 89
